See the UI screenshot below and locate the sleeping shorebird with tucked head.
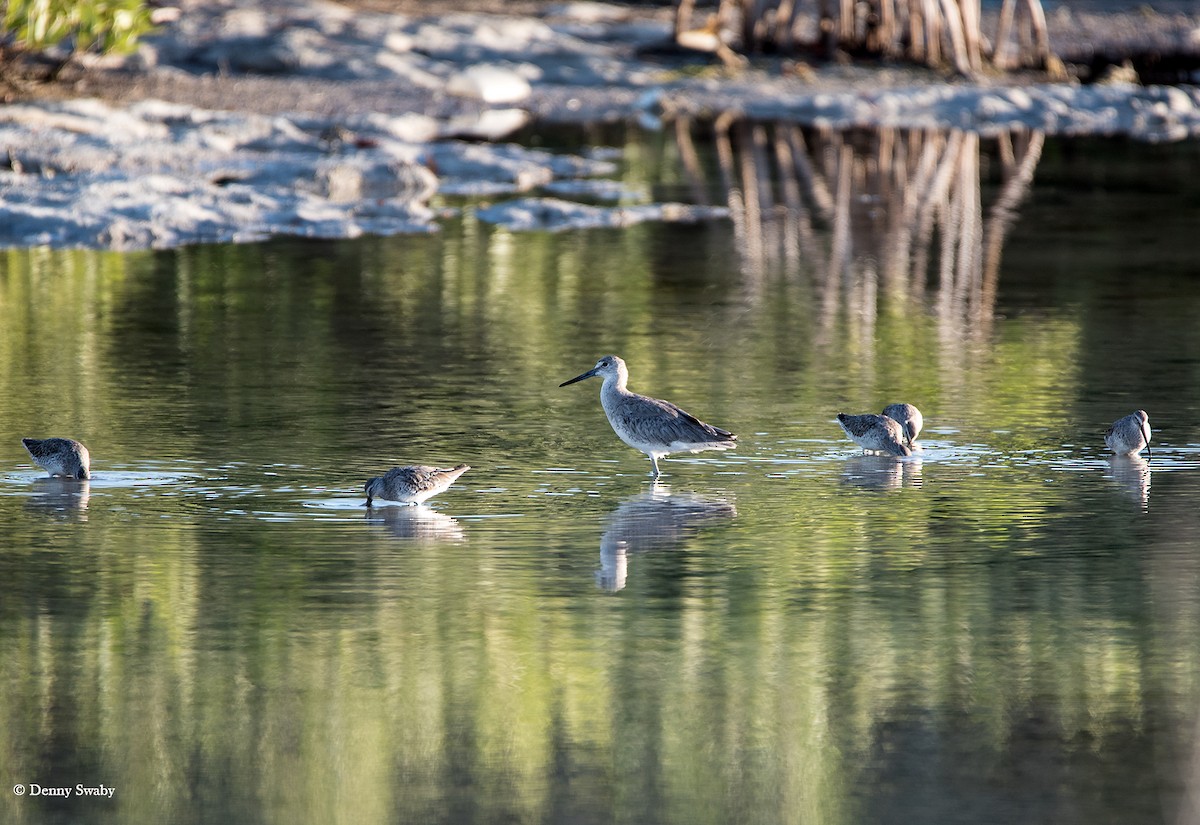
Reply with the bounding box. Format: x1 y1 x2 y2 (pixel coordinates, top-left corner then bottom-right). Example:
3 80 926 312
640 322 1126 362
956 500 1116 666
1105 410 1151 457
836 413 912 456
560 355 736 477
22 437 91 480
882 403 923 448
364 464 470 506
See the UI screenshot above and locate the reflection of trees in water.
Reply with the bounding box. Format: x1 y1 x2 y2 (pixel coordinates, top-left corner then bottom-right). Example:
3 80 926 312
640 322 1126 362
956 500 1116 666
673 116 1043 342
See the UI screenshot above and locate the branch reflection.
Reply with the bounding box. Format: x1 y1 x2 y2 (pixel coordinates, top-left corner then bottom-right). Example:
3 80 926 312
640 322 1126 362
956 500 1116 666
672 116 1044 342
597 482 736 592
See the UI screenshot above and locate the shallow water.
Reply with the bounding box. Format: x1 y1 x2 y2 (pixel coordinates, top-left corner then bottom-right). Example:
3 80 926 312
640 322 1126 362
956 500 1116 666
3 128 1200 825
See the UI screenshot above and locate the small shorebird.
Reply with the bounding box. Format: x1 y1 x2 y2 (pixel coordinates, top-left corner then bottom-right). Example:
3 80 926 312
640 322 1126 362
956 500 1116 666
882 403 923 448
1105 410 1151 457
364 464 470 506
560 355 736 477
21 437 90 479
836 413 912 456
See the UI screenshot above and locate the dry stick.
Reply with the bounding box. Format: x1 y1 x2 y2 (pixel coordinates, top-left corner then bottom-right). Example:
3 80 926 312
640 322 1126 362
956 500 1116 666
922 0 942 67
878 0 897 55
718 0 739 32
996 129 1015 170
739 0 756 51
959 0 983 71
675 0 696 38
936 0 972 74
785 0 806 53
1023 0 1051 64
992 0 1016 68
774 0 797 51
840 0 856 44
865 0 881 51
908 0 926 62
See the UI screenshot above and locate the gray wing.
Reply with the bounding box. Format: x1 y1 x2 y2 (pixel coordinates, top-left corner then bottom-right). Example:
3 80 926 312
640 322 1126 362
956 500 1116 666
385 465 442 494
386 465 467 493
619 394 736 444
22 438 60 459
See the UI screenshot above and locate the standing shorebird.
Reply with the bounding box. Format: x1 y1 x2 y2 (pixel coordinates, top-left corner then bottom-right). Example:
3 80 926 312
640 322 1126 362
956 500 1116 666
22 437 91 479
836 413 912 457
559 355 736 477
364 464 470 506
882 403 923 448
1105 410 1151 457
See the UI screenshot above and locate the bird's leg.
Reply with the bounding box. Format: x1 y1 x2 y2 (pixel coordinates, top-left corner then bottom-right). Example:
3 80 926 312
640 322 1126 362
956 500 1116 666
650 455 662 477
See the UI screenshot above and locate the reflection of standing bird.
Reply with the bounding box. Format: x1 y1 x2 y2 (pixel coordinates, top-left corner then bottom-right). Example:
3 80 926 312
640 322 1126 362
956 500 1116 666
597 483 736 592
364 464 470 506
560 355 736 477
22 437 90 479
1105 410 1151 457
836 413 911 456
1107 455 1151 511
882 403 923 448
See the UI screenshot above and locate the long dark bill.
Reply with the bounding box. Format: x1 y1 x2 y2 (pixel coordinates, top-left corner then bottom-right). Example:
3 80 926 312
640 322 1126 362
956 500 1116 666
559 368 599 387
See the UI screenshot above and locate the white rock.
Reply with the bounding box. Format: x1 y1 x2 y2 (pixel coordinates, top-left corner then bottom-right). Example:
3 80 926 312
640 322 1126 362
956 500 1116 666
442 109 531 141
446 65 533 104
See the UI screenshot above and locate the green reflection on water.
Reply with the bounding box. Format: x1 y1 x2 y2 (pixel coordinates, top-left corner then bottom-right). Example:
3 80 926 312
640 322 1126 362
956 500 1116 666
3 134 1200 825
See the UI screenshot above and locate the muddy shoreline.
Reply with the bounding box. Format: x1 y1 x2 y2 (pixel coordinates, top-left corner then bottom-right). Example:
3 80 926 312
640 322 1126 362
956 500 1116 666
0 0 1197 250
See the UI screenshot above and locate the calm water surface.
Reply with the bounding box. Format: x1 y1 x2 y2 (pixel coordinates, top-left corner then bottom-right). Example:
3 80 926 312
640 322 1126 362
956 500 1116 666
2 130 1200 825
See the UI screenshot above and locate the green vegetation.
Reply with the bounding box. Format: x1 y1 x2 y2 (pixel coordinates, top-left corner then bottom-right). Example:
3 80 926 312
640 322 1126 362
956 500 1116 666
2 0 154 56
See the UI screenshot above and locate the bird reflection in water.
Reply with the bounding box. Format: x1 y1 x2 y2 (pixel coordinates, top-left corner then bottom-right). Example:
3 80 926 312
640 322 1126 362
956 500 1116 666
840 454 923 491
367 504 466 542
26 477 90 519
1107 454 1151 512
597 482 736 592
